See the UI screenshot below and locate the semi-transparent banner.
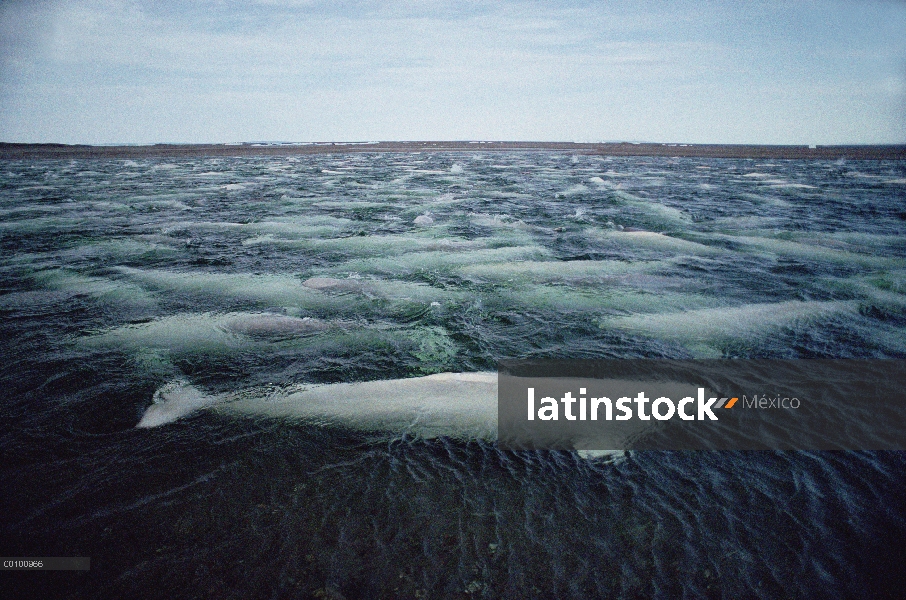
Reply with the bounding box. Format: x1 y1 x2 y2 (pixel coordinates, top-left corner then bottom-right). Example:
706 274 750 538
498 360 906 450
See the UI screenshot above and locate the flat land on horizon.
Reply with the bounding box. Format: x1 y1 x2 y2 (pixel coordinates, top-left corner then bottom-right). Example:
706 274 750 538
2 141 905 160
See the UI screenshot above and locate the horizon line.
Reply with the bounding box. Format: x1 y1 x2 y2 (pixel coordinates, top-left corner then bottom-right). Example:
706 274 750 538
2 140 905 161
3 140 906 147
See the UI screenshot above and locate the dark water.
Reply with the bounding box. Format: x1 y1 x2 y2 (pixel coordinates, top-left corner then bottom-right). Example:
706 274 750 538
2 152 905 598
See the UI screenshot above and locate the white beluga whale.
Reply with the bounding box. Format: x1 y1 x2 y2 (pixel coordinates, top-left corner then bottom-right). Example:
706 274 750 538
137 372 499 440
137 373 703 459
326 245 552 277
685 232 902 269
301 277 367 293
603 300 859 357
111 266 347 309
31 269 158 308
221 313 330 338
82 314 463 377
81 311 332 354
454 259 664 284
585 228 725 257
110 267 459 315
279 233 487 257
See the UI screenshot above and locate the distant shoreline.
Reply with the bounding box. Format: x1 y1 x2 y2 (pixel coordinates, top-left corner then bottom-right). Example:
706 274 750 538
1 141 904 160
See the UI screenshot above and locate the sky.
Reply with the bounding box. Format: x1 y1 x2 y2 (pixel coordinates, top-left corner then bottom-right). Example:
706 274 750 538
0 0 904 145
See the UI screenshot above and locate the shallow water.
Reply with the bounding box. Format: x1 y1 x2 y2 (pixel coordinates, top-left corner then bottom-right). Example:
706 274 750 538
2 152 905 598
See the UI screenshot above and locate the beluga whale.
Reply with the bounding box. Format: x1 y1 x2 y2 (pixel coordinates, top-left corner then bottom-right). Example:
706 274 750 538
138 372 500 440
137 372 694 460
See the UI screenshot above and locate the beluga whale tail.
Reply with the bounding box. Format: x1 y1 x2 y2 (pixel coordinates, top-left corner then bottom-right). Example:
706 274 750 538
137 380 226 428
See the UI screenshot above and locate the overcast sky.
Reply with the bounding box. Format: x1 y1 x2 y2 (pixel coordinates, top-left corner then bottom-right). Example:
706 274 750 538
1 0 904 145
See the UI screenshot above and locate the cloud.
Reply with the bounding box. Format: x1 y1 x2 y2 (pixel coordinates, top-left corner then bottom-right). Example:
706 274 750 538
1 0 904 143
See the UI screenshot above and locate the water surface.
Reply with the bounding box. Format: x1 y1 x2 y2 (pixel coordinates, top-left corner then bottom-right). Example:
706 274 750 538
2 152 905 598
